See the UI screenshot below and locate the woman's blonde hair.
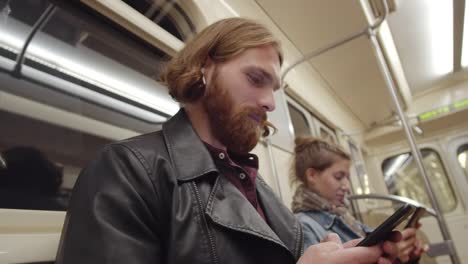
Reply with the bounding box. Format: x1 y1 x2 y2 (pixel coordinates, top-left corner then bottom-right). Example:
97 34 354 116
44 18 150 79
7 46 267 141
160 17 283 103
291 136 351 185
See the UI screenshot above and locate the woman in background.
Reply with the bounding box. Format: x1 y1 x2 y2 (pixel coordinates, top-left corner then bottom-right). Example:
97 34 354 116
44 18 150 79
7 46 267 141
291 136 427 263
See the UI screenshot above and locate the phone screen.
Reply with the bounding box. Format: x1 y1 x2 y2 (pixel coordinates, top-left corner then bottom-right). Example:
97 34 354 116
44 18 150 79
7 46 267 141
405 207 426 228
357 204 415 247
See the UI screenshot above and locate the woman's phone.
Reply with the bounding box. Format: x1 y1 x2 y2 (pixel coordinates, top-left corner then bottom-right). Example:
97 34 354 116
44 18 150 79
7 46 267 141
357 204 415 247
405 207 426 228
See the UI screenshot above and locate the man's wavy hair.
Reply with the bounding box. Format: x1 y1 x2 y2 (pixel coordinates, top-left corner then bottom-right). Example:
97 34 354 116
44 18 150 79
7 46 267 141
160 17 283 103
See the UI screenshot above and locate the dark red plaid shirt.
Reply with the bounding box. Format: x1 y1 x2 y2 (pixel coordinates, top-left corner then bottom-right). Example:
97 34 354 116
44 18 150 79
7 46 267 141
204 143 266 221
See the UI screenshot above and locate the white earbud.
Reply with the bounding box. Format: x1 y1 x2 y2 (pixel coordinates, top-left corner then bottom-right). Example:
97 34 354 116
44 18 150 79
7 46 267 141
202 75 206 86
201 68 206 86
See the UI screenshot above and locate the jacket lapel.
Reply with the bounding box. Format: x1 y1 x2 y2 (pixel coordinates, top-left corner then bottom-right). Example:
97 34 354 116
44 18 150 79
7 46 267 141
205 175 291 251
256 177 303 259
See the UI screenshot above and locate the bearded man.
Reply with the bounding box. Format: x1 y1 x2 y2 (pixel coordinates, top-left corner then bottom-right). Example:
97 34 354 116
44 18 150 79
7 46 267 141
56 18 400 264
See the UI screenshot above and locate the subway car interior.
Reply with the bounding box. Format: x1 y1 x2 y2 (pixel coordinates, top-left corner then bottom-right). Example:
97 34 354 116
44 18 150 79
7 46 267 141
0 0 467 263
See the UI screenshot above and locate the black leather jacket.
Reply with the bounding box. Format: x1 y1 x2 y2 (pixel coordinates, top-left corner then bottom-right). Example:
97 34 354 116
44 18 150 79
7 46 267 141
56 109 303 264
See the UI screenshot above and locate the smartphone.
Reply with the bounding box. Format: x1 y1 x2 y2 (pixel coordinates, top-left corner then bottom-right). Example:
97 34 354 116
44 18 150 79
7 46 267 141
357 204 415 247
404 207 426 228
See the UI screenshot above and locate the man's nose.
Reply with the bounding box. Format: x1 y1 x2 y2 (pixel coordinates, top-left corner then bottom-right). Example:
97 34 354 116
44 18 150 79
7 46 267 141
259 90 276 112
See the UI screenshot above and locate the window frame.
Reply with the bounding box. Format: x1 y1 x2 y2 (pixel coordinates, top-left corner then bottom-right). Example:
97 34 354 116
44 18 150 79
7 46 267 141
285 96 338 143
447 135 468 211
313 120 338 144
381 146 460 214
285 97 316 137
456 144 468 178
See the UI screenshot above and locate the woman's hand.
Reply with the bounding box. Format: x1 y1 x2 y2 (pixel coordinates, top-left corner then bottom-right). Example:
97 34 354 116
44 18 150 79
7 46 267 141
396 224 428 263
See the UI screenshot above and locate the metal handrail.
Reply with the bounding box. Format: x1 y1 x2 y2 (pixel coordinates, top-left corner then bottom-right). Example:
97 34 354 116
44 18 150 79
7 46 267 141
280 0 387 85
366 2 459 263
12 4 56 77
348 194 436 216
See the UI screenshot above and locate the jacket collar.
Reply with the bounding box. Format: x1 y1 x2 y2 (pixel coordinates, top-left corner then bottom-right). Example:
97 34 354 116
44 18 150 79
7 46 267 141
162 109 218 181
306 210 364 239
308 210 337 229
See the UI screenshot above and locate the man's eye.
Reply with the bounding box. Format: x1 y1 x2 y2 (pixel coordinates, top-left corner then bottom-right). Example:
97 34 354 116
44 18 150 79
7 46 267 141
247 74 262 85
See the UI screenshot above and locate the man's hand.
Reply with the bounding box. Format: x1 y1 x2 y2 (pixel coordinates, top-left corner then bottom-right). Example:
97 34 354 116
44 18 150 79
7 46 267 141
297 232 401 264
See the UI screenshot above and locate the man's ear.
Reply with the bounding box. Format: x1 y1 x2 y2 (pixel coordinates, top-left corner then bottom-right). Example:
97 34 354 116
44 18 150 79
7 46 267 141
305 168 319 185
202 57 215 83
204 56 214 67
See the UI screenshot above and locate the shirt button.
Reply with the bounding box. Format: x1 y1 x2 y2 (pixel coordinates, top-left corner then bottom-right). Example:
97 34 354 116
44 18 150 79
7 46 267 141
218 153 225 160
239 173 246 180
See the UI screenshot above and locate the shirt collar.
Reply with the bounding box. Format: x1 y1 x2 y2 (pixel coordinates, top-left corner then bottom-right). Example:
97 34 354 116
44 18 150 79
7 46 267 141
203 142 259 170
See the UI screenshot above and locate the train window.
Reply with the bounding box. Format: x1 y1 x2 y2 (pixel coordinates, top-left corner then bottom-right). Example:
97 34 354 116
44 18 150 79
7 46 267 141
310 116 337 143
318 125 337 144
0 1 179 211
45 1 169 79
457 144 468 179
123 0 195 41
287 102 312 137
1 0 178 127
0 108 114 211
382 149 457 213
320 128 333 142
286 97 338 143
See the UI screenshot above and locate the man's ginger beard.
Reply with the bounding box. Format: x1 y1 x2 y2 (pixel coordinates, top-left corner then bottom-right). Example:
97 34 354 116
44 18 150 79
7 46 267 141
202 70 275 154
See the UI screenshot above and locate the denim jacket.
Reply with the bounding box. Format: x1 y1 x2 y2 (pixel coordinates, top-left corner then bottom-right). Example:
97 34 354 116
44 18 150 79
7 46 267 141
296 210 373 249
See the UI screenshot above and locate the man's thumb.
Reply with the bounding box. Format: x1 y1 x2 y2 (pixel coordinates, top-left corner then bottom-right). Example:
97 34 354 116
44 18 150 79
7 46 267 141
321 233 342 244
